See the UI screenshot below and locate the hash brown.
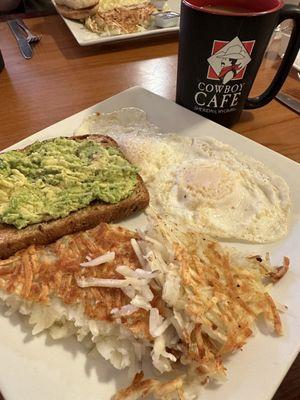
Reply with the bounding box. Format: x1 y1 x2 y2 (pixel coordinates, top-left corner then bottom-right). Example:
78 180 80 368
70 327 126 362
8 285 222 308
0 223 151 341
0 218 288 400
85 2 156 35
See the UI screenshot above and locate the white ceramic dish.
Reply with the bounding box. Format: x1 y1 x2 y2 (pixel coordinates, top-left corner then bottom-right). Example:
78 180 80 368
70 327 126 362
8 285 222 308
0 87 299 400
53 0 180 46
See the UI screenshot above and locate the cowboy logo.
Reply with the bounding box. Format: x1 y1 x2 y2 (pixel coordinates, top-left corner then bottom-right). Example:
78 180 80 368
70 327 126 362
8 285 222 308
207 37 255 84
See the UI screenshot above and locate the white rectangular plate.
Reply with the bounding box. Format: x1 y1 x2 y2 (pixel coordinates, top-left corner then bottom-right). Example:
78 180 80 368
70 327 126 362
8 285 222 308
0 87 299 400
53 0 180 46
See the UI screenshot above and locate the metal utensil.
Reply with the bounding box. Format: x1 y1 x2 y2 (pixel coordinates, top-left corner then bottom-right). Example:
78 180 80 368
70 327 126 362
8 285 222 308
7 20 33 59
276 92 300 114
16 19 42 44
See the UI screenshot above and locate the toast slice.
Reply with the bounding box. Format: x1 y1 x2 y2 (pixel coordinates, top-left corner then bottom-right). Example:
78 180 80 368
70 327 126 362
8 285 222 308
0 134 149 259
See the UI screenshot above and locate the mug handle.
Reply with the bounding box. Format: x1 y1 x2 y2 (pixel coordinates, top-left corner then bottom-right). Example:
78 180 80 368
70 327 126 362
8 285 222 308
245 4 300 109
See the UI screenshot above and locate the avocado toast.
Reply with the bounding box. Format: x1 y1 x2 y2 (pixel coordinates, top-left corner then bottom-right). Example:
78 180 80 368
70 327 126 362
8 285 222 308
0 135 149 258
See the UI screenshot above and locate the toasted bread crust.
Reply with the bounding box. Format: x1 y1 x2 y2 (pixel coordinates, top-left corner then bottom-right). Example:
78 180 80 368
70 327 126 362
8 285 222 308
0 135 149 258
55 0 99 10
56 2 99 19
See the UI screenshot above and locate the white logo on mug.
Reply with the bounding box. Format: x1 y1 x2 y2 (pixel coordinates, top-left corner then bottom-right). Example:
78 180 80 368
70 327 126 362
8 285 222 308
207 36 255 84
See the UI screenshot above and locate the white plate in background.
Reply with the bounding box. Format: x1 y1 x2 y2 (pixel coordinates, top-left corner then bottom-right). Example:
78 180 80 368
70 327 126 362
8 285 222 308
53 0 180 46
0 87 299 400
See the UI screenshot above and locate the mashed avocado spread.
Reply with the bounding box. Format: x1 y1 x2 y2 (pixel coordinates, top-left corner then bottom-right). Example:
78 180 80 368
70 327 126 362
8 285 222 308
0 138 138 229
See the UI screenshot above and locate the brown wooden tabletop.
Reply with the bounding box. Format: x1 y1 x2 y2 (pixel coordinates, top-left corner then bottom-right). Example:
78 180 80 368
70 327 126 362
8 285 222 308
0 14 299 400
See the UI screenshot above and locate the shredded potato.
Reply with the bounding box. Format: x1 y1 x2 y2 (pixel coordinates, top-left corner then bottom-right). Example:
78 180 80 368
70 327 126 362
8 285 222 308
0 217 288 400
85 2 156 36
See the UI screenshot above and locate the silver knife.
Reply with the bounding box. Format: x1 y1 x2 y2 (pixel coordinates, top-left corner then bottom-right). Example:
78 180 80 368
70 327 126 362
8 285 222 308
7 20 33 60
276 92 300 114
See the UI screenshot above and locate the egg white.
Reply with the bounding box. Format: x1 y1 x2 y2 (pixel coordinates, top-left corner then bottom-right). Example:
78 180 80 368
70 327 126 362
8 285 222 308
76 108 291 243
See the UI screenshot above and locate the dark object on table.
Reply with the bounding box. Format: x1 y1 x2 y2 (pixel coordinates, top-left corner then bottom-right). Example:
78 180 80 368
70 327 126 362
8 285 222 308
0 0 22 12
0 0 24 15
23 0 56 15
0 50 4 72
0 0 56 21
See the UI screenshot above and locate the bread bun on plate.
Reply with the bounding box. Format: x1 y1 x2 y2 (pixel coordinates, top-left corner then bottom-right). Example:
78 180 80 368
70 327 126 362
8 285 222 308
55 0 99 9
55 0 99 20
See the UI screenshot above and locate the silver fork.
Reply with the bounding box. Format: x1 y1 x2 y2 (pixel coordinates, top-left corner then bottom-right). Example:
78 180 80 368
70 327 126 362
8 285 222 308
15 19 42 44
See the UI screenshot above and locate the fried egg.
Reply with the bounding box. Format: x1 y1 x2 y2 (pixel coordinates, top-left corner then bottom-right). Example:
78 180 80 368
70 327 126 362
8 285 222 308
76 108 291 243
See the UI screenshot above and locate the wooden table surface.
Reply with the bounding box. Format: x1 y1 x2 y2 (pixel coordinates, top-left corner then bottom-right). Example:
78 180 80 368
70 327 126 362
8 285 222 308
0 14 299 400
